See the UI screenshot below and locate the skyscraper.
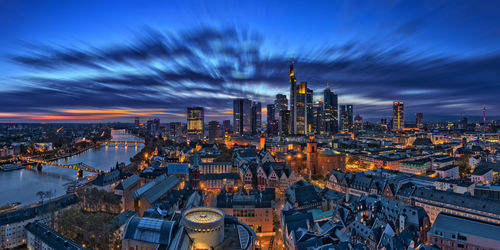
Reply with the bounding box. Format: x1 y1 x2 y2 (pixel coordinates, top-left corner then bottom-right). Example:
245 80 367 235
416 112 423 129
251 102 262 135
340 105 353 132
208 121 221 143
222 120 231 133
233 98 252 136
289 62 297 134
134 117 140 129
354 114 363 132
275 94 288 120
323 88 339 134
169 122 182 138
306 88 314 133
267 104 275 123
187 107 204 141
393 101 404 131
279 110 290 136
295 81 307 135
267 103 277 136
311 101 324 134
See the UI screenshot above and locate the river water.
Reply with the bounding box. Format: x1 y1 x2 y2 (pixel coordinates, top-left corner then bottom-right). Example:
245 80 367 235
0 130 143 206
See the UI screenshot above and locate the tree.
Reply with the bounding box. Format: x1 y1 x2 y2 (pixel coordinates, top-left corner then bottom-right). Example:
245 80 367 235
36 191 46 204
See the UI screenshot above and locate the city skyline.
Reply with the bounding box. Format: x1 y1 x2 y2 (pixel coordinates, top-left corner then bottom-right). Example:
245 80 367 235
1 0 500 123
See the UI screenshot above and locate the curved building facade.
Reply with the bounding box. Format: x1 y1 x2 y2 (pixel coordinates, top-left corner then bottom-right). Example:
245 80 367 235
182 207 225 249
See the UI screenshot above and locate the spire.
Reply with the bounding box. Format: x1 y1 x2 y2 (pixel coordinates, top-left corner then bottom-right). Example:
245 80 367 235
290 58 295 77
483 104 487 123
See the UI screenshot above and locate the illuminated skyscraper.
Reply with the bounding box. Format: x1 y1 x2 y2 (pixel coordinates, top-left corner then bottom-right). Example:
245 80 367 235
393 101 404 131
289 62 297 134
251 102 262 135
416 112 423 129
187 107 204 141
340 104 353 132
295 81 307 135
323 88 338 134
233 98 252 136
311 101 324 134
306 88 314 133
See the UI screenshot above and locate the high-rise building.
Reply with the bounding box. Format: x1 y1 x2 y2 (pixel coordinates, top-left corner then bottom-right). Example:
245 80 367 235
134 117 140 129
169 122 182 138
222 120 231 133
295 81 307 135
208 121 221 143
267 103 278 136
311 102 324 134
274 94 288 120
306 88 314 133
323 88 339 134
393 101 404 131
266 104 275 123
340 104 353 132
354 114 363 132
187 107 204 141
233 98 252 136
279 110 290 136
251 102 261 135
289 62 297 134
267 120 279 136
416 113 423 129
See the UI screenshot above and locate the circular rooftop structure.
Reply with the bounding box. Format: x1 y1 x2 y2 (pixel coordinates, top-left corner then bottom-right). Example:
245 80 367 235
184 208 223 224
182 207 225 248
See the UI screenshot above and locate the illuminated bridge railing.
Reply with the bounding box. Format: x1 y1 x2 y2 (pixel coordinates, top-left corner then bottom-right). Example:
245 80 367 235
19 156 107 174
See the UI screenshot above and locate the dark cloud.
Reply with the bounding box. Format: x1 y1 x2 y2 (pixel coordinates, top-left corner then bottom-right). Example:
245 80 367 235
4 26 500 121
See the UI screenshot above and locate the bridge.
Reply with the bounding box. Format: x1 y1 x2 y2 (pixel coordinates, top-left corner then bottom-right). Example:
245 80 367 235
105 140 144 147
18 156 108 178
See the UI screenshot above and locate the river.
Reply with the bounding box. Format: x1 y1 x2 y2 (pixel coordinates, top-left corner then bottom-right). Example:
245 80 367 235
0 130 143 206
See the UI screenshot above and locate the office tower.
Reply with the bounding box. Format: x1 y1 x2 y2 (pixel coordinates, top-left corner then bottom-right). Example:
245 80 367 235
306 88 314 133
146 119 153 132
323 88 339 134
393 101 404 131
134 117 140 129
274 94 288 120
460 117 468 130
416 113 423 129
289 62 297 134
187 107 204 141
279 110 290 136
266 104 275 124
354 114 363 132
233 98 252 136
222 120 231 132
153 118 160 133
295 81 307 135
340 104 353 132
208 121 221 143
169 122 182 138
267 120 279 136
311 102 324 134
251 102 262 135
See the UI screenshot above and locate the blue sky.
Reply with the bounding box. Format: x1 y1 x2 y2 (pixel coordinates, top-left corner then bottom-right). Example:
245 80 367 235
1 0 500 122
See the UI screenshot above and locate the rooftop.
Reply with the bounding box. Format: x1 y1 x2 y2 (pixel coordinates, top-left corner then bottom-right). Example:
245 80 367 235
25 221 86 250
